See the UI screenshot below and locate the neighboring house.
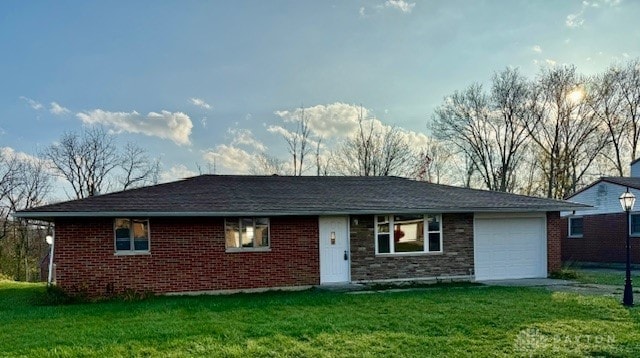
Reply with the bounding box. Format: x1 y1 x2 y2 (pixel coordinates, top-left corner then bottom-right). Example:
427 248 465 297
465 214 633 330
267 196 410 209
15 175 585 297
562 161 640 263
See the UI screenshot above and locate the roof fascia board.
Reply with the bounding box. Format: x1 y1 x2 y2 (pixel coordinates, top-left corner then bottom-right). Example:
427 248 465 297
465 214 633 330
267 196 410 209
14 206 591 219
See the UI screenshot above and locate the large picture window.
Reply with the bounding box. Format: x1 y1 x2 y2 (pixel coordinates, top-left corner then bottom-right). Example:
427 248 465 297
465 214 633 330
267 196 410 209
568 217 584 238
225 217 270 251
114 218 149 253
375 214 442 254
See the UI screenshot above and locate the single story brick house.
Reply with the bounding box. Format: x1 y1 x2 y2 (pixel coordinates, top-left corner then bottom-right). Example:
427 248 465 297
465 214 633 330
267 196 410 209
562 172 640 264
16 175 586 297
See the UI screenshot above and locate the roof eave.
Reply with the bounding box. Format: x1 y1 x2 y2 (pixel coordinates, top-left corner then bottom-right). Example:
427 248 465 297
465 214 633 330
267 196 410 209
13 205 591 221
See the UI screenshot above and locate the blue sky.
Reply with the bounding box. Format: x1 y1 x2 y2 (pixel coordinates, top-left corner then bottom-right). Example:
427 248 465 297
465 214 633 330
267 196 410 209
1 0 638 185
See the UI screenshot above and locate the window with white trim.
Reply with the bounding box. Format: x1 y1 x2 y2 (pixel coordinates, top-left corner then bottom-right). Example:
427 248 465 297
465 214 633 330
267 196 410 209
568 217 583 238
630 214 640 236
225 217 270 250
114 218 150 253
375 214 442 254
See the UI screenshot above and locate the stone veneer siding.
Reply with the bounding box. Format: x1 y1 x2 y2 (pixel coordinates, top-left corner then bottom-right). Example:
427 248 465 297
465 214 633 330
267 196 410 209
53 216 319 297
349 213 475 281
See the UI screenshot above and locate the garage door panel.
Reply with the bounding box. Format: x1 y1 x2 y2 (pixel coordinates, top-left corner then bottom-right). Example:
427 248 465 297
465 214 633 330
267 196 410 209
474 217 546 281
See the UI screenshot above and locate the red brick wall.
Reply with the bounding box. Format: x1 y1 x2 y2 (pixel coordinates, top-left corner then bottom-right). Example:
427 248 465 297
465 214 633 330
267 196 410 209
561 213 640 263
53 216 319 297
547 212 562 273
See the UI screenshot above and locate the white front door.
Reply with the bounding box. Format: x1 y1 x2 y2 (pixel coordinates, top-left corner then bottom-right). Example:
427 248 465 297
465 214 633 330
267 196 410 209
319 216 350 283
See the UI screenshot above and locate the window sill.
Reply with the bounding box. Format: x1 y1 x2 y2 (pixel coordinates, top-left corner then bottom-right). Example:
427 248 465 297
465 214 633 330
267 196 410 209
115 251 151 256
376 251 443 257
226 247 271 253
567 235 583 239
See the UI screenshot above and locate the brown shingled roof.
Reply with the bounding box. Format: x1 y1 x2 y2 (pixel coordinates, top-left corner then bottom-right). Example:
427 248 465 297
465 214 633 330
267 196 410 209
15 175 589 220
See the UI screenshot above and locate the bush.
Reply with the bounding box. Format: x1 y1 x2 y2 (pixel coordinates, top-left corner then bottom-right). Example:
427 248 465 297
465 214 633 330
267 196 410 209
34 285 78 305
549 268 579 280
0 272 13 281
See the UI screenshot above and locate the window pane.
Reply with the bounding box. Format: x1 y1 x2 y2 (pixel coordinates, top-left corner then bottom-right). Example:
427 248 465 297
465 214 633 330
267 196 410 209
631 215 640 235
241 218 254 248
377 233 390 253
255 218 269 247
132 220 149 251
115 219 131 251
134 239 149 251
115 219 131 238
427 215 440 232
377 216 391 254
116 238 131 251
428 233 441 252
394 216 424 252
377 217 389 232
225 219 240 248
570 217 583 236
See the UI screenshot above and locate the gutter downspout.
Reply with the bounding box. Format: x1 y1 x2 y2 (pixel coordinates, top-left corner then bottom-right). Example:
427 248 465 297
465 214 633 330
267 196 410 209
46 230 55 286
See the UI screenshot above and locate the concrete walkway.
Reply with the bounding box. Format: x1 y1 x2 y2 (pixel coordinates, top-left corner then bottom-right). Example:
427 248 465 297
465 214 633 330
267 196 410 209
319 277 632 299
481 278 625 298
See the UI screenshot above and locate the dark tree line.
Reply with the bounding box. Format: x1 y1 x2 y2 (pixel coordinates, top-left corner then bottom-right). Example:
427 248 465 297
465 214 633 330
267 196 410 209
432 59 640 199
0 127 159 281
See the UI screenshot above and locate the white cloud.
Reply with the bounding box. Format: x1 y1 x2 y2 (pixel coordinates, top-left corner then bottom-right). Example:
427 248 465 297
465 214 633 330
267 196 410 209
0 146 51 169
567 0 620 28
202 144 254 174
274 102 368 139
545 59 557 66
76 109 193 146
50 102 70 115
19 96 43 110
189 97 212 110
384 0 415 13
159 164 197 183
229 128 266 152
532 45 542 53
566 13 584 28
359 6 366 17
201 117 208 128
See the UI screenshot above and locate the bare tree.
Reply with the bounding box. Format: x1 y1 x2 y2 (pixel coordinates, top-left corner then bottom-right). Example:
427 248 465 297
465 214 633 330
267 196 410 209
314 138 331 176
523 65 609 198
43 127 161 198
616 59 640 162
43 127 119 198
432 68 530 192
119 143 160 190
587 68 625 175
412 139 453 184
250 153 286 175
279 107 313 176
333 112 414 177
0 151 21 240
0 151 51 281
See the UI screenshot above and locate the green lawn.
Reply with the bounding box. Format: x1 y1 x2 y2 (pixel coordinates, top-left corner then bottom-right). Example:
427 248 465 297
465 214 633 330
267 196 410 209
574 269 640 286
1 280 640 357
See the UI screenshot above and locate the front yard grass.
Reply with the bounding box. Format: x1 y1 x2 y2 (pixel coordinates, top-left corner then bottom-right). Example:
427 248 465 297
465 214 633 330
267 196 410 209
1 280 639 357
573 269 640 286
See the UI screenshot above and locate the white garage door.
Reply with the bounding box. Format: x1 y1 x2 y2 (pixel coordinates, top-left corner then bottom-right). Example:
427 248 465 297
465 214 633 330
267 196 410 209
474 216 547 281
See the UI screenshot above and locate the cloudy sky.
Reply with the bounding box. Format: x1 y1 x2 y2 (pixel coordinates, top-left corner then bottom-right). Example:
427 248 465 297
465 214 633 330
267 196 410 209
1 0 638 185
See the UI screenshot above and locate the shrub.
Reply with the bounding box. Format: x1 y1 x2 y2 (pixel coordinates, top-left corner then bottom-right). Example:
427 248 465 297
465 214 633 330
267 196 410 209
549 268 579 280
35 285 79 305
